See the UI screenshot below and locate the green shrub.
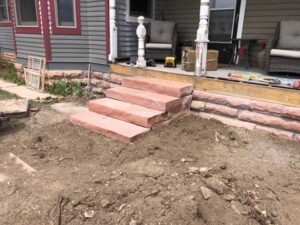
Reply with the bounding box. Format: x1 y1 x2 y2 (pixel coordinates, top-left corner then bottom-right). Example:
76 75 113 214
0 57 24 85
48 80 83 97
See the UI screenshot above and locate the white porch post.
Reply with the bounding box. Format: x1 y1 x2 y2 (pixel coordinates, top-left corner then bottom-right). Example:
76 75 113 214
195 0 210 76
109 0 118 62
136 16 147 68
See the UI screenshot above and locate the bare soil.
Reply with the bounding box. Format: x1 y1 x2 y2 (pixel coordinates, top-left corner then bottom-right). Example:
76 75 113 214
0 106 299 225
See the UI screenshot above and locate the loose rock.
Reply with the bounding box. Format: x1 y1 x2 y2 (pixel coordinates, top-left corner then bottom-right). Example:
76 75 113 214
201 186 212 200
101 199 110 208
188 167 200 174
83 210 95 218
205 177 226 195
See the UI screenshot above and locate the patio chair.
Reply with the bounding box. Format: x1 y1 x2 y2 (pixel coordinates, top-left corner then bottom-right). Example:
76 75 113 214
265 21 300 74
145 20 177 60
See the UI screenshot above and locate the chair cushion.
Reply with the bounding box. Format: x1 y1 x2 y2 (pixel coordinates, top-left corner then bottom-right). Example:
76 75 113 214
270 49 300 59
146 43 172 49
150 20 175 44
277 21 300 49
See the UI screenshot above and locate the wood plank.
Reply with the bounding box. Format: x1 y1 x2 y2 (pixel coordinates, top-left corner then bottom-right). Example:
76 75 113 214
110 64 195 84
110 64 300 107
195 78 300 107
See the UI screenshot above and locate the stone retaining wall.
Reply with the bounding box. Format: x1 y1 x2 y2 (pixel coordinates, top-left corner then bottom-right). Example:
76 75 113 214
191 90 300 142
0 52 16 63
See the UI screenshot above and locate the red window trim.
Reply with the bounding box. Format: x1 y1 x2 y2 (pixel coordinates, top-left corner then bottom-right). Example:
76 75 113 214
49 0 81 35
13 0 41 34
0 0 12 27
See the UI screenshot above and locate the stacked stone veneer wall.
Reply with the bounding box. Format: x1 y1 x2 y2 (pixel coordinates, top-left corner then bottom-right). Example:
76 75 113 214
1 52 16 63
191 90 300 142
12 64 123 91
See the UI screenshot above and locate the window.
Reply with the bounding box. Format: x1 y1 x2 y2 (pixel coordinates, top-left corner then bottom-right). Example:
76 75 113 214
55 0 76 27
209 0 237 43
0 0 9 22
15 0 38 26
126 0 155 22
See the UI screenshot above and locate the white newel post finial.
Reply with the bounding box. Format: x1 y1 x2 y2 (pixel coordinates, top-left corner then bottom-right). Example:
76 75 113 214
136 16 147 68
195 0 210 76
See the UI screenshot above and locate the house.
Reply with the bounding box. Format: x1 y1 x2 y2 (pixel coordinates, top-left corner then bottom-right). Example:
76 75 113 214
0 0 300 142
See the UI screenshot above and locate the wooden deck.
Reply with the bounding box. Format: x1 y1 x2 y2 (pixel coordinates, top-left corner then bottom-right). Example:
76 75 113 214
111 64 300 107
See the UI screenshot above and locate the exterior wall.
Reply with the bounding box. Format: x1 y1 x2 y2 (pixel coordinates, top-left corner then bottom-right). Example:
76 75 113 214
0 27 15 54
15 34 45 62
50 0 107 69
243 0 300 40
116 0 163 58
162 0 199 44
242 0 300 65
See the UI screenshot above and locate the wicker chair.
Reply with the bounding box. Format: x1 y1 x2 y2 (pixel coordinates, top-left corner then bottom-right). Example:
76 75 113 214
145 20 177 60
265 21 300 74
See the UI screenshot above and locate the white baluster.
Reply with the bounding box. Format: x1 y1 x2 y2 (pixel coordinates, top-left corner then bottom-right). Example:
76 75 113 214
136 16 147 68
195 0 210 76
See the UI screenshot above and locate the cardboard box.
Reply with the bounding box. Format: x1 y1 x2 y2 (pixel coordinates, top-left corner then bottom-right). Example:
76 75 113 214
181 49 196 72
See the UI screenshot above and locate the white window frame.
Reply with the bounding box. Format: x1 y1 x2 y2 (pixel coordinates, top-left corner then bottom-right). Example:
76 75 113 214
0 0 10 22
126 0 155 23
54 0 77 28
14 0 38 27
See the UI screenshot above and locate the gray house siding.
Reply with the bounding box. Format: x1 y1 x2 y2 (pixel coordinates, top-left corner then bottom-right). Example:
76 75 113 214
162 0 199 43
242 0 300 65
0 27 14 53
15 34 45 64
50 0 107 70
116 0 163 58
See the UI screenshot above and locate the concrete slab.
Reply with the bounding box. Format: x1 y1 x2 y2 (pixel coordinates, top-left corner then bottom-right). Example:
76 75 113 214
51 102 88 115
0 79 55 100
0 99 29 118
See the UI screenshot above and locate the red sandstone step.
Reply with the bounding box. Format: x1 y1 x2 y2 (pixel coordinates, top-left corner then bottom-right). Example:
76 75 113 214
69 111 149 143
122 76 193 97
106 87 182 112
89 98 167 128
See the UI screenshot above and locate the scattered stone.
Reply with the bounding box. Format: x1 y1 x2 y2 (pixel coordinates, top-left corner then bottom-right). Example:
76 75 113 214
199 167 209 173
101 199 110 208
201 186 212 200
188 195 196 200
36 136 43 143
188 167 200 174
118 203 126 212
231 201 251 216
129 219 138 225
0 99 29 118
254 205 268 217
181 158 195 163
205 177 226 195
83 210 95 218
223 194 235 202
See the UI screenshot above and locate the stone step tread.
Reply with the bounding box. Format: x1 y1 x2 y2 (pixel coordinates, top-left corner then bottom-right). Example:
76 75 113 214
69 111 150 143
106 87 181 111
89 98 167 128
122 76 193 97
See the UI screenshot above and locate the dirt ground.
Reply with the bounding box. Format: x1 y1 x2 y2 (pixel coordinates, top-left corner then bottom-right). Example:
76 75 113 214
0 105 300 225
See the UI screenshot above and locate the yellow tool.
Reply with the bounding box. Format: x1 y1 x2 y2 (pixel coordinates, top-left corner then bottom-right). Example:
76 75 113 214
164 57 177 68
